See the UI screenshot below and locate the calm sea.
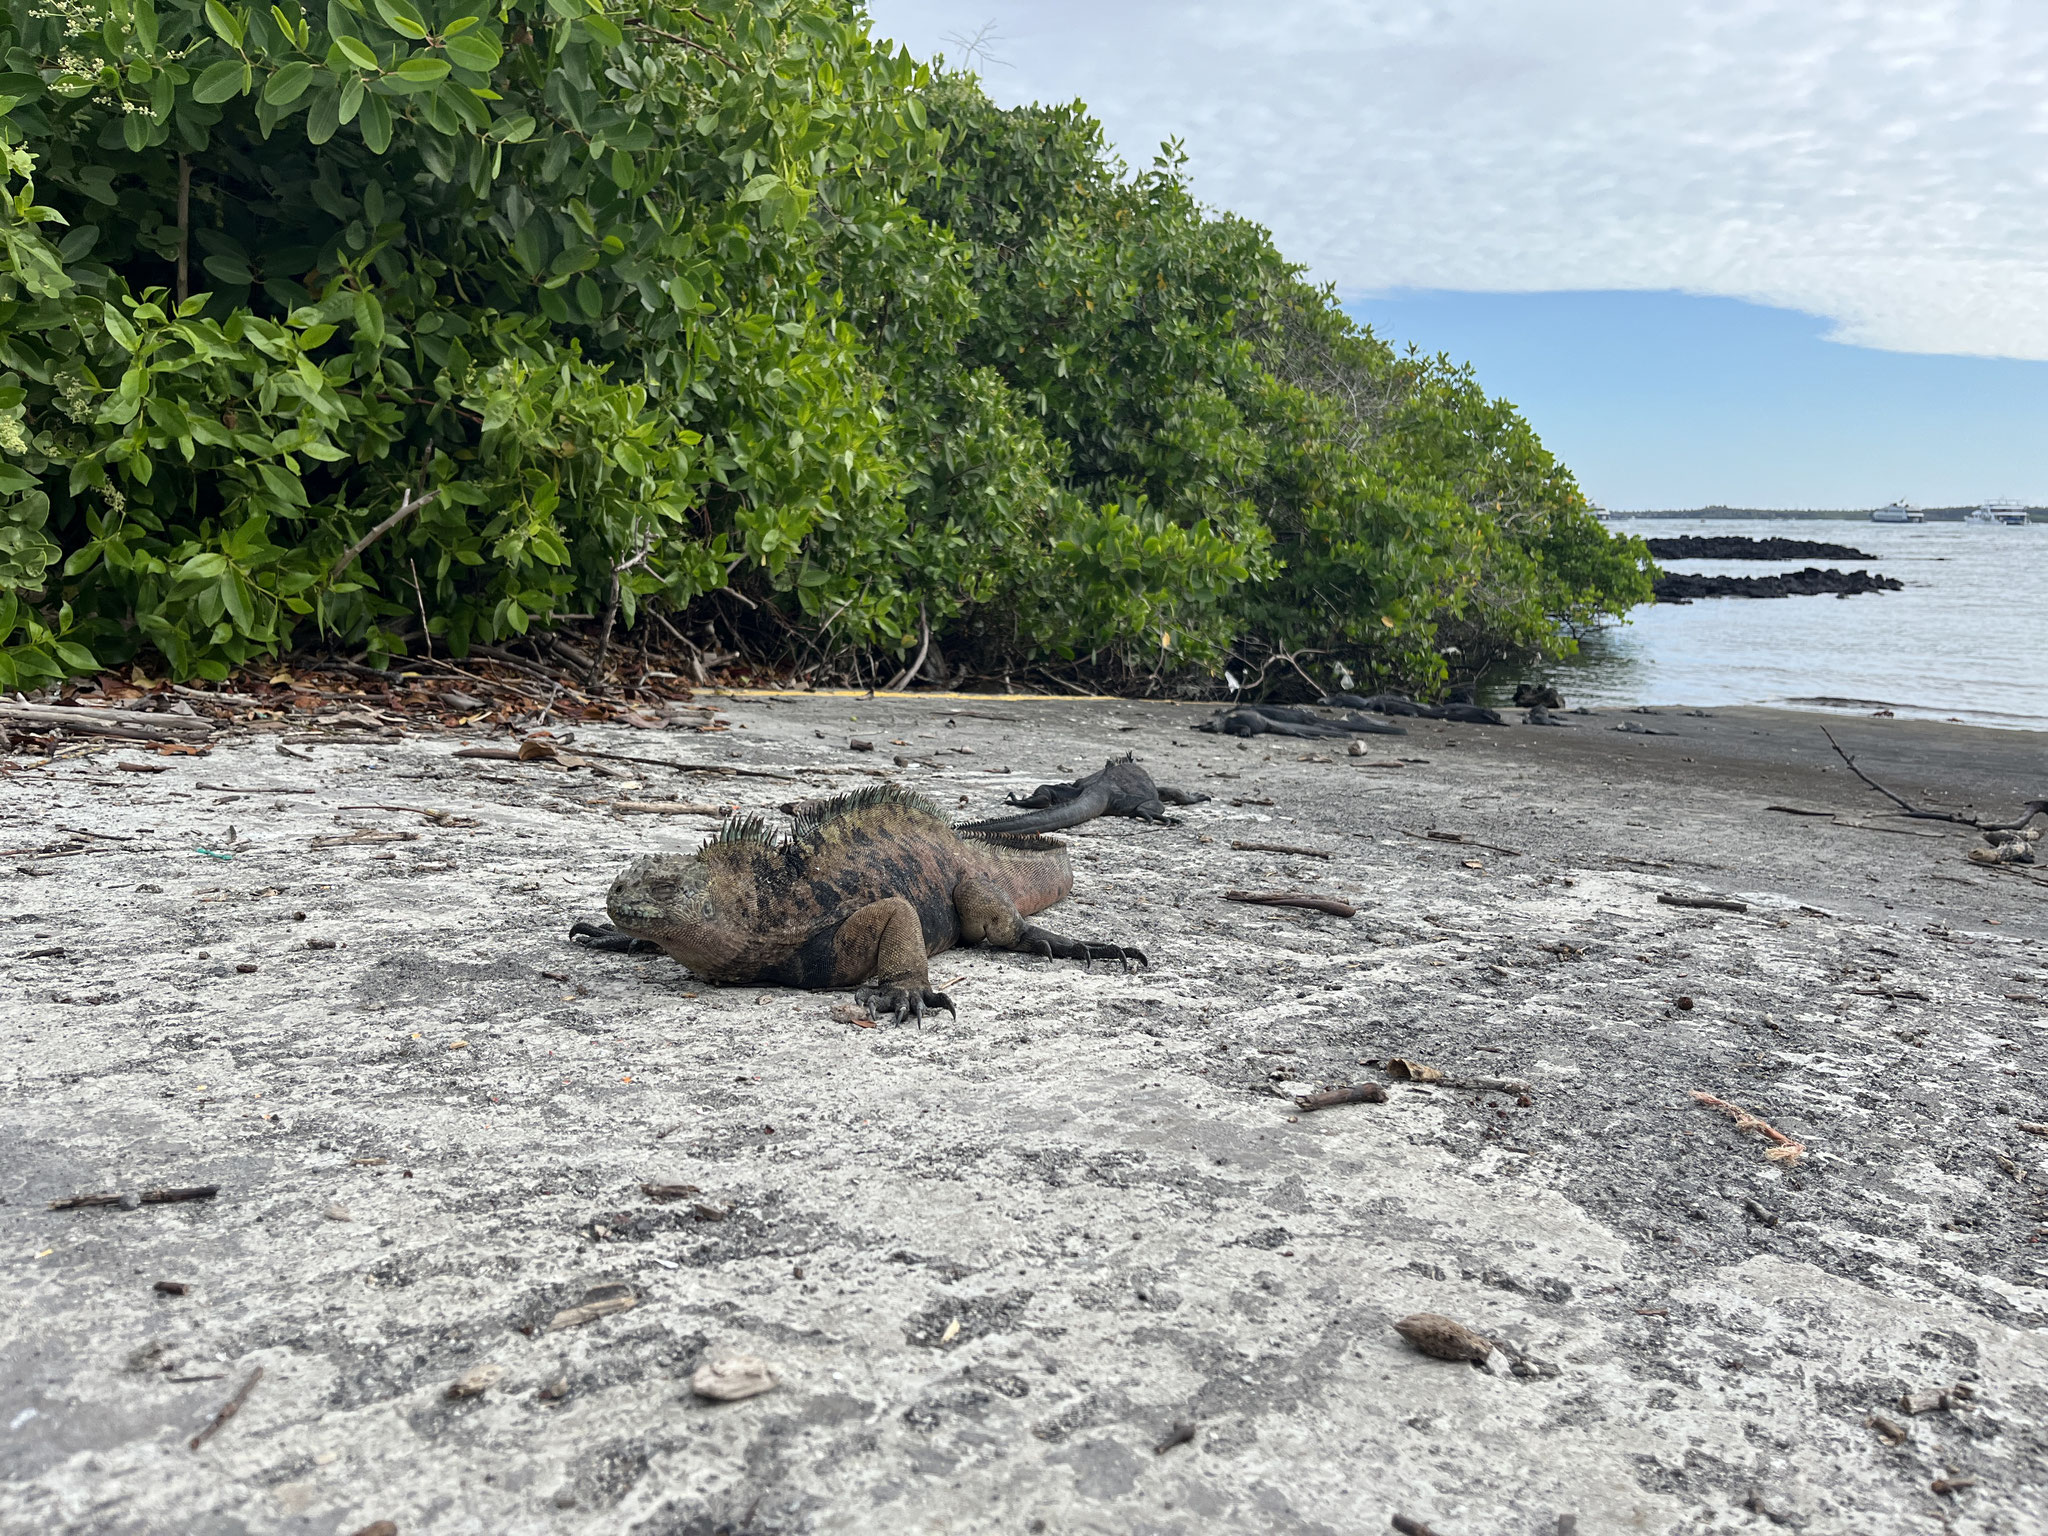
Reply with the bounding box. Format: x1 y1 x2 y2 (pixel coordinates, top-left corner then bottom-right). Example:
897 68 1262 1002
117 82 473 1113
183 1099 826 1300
1507 516 2046 732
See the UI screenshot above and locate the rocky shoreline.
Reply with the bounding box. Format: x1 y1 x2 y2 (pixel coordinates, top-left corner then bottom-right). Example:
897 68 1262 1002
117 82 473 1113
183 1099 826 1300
1654 566 1904 602
1645 534 1874 561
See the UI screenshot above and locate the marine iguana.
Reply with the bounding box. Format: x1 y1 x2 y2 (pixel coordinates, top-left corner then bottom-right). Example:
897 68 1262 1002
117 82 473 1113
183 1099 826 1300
569 786 1144 1023
962 755 1209 835
1319 692 1502 724
1198 704 1406 739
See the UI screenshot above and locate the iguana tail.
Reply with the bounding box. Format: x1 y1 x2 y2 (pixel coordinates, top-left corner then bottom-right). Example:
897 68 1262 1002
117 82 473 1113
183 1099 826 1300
960 780 1113 835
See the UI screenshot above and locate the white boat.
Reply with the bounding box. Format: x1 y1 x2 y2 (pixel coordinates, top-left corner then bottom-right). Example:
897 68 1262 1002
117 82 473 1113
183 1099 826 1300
1870 500 1924 524
1966 500 2030 526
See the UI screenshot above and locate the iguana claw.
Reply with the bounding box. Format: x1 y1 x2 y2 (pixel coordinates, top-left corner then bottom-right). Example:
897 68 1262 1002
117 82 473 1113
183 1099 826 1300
855 985 957 1026
568 918 661 954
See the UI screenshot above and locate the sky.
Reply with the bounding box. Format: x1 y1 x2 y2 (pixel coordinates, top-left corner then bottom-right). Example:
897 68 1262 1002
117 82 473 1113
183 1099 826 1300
862 1 2048 509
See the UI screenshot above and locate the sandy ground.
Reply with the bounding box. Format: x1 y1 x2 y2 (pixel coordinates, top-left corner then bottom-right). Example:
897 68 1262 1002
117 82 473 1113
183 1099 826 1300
3 693 2045 1536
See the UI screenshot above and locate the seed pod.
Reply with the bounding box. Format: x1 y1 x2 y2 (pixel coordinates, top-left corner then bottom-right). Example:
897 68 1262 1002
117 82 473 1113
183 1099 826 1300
1394 1312 1493 1362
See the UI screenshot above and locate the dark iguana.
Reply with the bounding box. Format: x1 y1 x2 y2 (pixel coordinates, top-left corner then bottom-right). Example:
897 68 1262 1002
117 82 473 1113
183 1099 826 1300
1198 704 1407 739
570 786 1144 1023
962 755 1208 835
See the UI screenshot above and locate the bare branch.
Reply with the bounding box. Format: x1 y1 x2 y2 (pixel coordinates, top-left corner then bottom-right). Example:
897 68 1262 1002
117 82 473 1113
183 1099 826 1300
1821 726 2046 832
328 488 438 582
627 18 733 70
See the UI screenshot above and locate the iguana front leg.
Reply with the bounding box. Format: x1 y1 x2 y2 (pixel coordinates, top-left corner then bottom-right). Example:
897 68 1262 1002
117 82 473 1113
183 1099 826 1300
954 875 1147 971
568 919 661 954
836 897 957 1025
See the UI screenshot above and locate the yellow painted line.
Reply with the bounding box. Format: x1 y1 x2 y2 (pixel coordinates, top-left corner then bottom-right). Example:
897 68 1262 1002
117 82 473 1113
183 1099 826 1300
705 687 1152 703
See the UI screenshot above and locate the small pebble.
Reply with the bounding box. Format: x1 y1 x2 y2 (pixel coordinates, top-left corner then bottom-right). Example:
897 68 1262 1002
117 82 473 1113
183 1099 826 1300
324 1204 352 1222
446 1362 505 1399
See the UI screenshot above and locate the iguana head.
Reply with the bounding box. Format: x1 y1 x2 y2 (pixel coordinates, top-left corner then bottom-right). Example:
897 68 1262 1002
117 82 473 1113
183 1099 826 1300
605 852 751 973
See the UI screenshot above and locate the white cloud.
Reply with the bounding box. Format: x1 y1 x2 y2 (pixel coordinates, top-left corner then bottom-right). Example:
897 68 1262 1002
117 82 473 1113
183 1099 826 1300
865 1 2048 359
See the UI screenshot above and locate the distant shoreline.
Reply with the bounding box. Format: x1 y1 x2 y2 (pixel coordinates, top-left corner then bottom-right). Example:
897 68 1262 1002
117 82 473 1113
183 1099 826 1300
1606 505 2043 521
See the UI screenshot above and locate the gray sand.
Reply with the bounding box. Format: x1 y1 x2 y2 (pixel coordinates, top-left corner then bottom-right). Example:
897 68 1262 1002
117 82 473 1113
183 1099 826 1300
3 696 2045 1535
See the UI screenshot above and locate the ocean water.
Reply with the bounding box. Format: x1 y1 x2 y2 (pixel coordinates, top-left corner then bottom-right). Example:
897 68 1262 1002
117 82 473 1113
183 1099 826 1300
1509 517 2046 731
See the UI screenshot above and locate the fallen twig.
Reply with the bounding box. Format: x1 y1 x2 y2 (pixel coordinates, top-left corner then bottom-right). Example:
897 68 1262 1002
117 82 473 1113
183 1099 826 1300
1231 840 1332 859
1658 893 1749 913
49 1185 219 1211
607 800 732 816
189 1366 262 1450
309 829 420 849
1822 726 2047 831
1224 889 1357 917
336 804 478 826
1294 1083 1387 1111
1401 829 1522 856
1691 1091 1805 1164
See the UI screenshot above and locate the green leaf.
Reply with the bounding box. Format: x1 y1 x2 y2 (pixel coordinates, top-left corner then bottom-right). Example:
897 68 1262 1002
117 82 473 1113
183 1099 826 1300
192 58 250 103
338 73 364 122
222 573 255 631
441 30 501 72
576 13 623 48
204 0 244 47
52 639 98 671
203 253 253 284
371 0 428 39
100 304 140 352
358 91 393 152
135 0 159 52
737 173 780 202
353 288 386 343
333 34 379 69
305 84 341 141
122 112 149 152
391 55 450 84
486 111 535 142
263 61 316 104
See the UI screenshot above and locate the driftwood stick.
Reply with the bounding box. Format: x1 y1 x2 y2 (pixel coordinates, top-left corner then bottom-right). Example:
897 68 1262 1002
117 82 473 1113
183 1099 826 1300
1658 893 1749 913
1231 840 1332 860
1295 1083 1387 1111
0 703 215 742
1224 889 1357 918
1820 726 2047 831
189 1366 263 1451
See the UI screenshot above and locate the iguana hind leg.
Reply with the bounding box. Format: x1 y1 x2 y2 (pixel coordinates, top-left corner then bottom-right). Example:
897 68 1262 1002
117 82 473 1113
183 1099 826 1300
836 897 956 1025
954 875 1147 972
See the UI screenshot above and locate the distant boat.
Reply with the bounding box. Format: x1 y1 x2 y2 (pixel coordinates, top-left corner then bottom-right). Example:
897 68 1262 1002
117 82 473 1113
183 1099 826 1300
1966 500 2030 526
1870 500 1924 524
